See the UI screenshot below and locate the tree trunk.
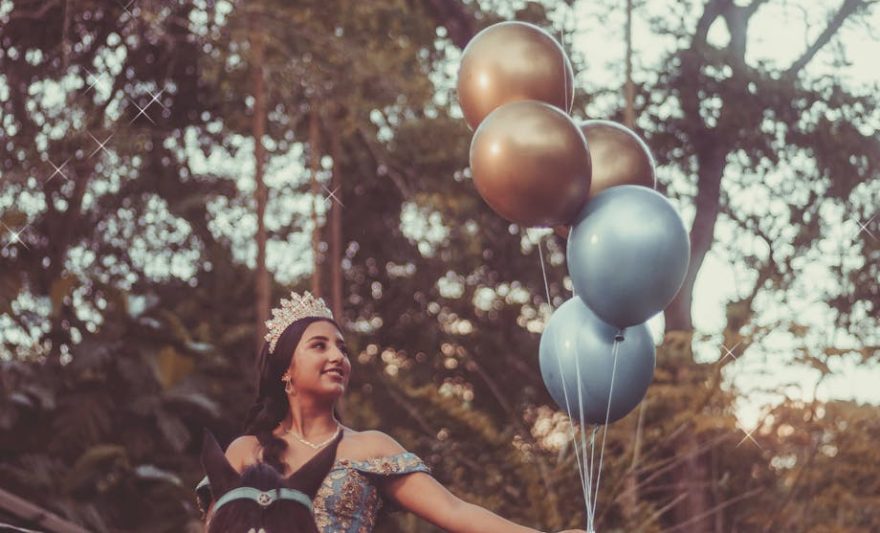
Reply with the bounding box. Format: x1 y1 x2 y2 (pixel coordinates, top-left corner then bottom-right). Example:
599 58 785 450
711 445 724 533
329 126 344 320
664 144 726 333
309 108 323 297
620 0 642 525
623 0 635 131
329 119 346 420
251 28 269 361
663 143 727 532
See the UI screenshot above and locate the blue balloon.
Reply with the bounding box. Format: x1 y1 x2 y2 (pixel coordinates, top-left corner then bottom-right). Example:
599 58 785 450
566 185 690 328
539 297 655 425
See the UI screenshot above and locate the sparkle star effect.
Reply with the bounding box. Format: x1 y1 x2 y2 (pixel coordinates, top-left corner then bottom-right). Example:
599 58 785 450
855 214 877 241
128 89 166 124
736 426 762 449
322 185 344 208
46 158 71 184
116 0 136 17
1 222 31 252
88 132 114 158
82 67 108 93
721 342 740 362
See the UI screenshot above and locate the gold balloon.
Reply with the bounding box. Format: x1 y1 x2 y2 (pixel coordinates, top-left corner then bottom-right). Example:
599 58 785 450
580 120 656 197
469 101 591 227
458 21 574 130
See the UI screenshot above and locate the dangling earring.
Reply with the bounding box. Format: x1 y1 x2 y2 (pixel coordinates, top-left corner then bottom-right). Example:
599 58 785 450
282 373 294 395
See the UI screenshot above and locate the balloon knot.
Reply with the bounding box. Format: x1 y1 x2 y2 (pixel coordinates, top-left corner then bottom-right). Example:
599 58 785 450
614 328 625 342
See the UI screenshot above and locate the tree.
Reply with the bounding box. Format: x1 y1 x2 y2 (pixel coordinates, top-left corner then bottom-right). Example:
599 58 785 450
1 0 878 531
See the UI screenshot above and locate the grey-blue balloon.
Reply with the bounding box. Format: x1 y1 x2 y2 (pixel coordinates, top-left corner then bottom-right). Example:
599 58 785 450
539 297 655 425
566 185 690 329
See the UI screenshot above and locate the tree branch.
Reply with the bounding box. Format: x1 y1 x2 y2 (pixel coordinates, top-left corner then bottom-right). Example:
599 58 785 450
661 487 763 533
421 0 478 49
610 430 734 508
761 425 821 531
786 0 871 76
693 0 729 47
355 127 413 199
2 0 61 21
467 357 564 525
636 492 690 531
744 0 771 18
385 384 439 438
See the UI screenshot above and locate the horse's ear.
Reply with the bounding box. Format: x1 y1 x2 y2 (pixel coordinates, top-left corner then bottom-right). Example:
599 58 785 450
201 430 240 497
284 430 342 497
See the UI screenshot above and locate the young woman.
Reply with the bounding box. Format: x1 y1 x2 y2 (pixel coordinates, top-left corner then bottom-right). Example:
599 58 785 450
197 291 586 533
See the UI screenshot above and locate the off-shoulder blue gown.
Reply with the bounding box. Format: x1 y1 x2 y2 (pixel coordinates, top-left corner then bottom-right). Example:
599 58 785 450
197 451 431 532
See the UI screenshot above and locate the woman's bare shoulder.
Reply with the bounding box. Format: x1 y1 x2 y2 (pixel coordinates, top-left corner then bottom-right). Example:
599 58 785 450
341 427 406 457
225 435 260 470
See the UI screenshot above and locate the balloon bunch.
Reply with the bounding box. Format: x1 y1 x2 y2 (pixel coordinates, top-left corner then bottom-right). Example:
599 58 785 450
458 21 690 530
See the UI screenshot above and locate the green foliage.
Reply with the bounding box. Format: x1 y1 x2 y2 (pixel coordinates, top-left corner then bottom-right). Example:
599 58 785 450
1 0 878 532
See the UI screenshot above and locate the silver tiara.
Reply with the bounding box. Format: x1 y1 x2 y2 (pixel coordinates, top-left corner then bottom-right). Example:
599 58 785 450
264 291 334 353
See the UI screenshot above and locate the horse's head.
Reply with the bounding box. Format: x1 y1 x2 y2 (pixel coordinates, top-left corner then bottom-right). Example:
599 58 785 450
201 432 320 533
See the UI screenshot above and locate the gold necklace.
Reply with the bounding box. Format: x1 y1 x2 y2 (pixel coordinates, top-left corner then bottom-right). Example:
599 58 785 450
286 422 341 450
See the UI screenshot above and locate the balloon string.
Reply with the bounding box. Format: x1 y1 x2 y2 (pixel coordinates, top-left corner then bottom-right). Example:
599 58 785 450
576 339 594 529
572 340 593 524
588 423 597 498
536 235 553 312
591 336 622 520
588 425 598 526
559 4 572 112
562 31 569 111
538 234 592 527
557 335 590 522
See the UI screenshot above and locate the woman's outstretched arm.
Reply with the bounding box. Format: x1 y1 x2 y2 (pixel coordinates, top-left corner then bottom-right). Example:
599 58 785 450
383 470 558 533
368 431 584 533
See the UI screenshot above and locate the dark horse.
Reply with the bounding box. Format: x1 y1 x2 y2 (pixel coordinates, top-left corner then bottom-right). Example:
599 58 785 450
199 431 341 533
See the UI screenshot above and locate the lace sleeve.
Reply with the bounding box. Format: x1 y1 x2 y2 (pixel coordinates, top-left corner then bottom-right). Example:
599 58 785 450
346 452 431 477
342 452 432 513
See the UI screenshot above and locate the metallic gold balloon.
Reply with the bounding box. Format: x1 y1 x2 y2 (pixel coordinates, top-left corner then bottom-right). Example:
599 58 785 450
580 120 656 197
469 100 591 227
458 21 574 130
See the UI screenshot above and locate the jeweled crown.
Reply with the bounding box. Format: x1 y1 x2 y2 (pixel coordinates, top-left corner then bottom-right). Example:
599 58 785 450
264 291 334 353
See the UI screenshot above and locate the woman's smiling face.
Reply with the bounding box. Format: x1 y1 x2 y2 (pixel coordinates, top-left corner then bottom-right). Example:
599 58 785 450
287 320 351 399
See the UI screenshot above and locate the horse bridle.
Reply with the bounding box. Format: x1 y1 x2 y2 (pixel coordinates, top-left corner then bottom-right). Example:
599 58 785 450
213 486 313 513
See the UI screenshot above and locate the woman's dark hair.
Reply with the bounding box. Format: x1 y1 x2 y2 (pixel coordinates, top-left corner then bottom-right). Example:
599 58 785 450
242 316 340 474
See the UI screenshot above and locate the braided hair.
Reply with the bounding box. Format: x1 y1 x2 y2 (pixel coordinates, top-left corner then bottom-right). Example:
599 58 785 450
242 316 340 474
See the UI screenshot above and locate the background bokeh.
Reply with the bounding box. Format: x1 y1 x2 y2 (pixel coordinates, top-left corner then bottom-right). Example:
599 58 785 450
1 0 878 531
